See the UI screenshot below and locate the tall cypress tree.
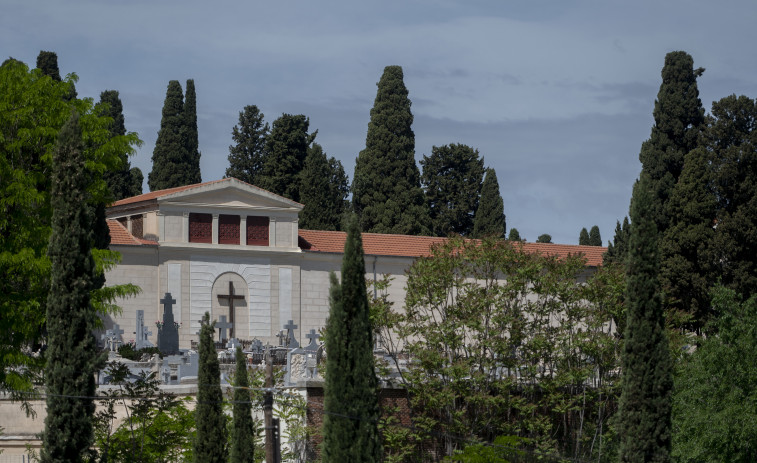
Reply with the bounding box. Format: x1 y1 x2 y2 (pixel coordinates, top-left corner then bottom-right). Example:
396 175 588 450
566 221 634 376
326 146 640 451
579 228 590 245
42 111 101 463
618 174 672 463
352 65 430 235
639 51 704 233
36 50 61 81
226 105 269 185
472 168 506 238
589 225 602 246
184 79 202 184
420 143 484 237
231 346 255 463
258 113 314 202
322 217 381 462
99 90 142 200
194 312 227 462
148 80 194 191
604 217 631 265
299 142 349 230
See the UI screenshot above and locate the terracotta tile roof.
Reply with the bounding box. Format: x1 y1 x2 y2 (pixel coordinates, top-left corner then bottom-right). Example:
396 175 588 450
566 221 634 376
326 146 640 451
107 220 158 246
110 177 303 207
297 230 606 267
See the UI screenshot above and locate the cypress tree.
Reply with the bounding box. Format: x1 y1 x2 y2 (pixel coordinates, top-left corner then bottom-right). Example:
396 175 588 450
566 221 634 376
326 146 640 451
36 50 61 81
299 142 349 230
352 65 430 235
507 228 522 241
184 79 202 184
604 217 631 265
258 113 314 202
42 111 101 463
618 174 672 463
579 228 590 245
148 80 194 191
420 143 484 237
231 346 255 463
226 105 269 185
472 168 506 238
589 225 602 246
99 90 141 200
322 217 381 462
194 312 228 463
639 51 704 233
129 167 143 196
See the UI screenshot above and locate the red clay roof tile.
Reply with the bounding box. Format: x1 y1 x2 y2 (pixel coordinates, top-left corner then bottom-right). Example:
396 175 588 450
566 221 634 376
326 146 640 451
107 220 158 246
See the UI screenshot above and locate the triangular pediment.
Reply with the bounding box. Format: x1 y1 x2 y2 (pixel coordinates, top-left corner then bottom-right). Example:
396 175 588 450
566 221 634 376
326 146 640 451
157 178 302 212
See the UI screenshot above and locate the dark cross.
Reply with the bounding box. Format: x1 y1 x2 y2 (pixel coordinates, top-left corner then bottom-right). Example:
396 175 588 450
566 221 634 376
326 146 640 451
216 315 232 342
305 329 320 352
160 293 176 315
217 282 245 339
112 324 125 340
283 319 299 348
276 330 286 346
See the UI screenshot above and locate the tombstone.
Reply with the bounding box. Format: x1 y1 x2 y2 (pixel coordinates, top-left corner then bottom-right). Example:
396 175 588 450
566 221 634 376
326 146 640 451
283 319 300 349
285 347 307 385
226 338 242 350
304 329 320 353
157 292 180 355
101 324 124 352
215 315 232 342
276 330 286 346
135 310 154 350
251 339 263 353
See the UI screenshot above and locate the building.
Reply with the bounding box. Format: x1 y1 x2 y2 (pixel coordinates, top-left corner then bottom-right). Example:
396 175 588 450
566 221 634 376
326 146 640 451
104 177 606 349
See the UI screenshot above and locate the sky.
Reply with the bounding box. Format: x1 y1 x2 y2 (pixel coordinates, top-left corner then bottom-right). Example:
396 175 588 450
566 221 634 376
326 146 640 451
3 0 757 245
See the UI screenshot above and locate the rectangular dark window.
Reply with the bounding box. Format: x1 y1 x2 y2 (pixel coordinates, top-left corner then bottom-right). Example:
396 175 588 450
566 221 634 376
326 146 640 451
219 214 240 245
131 215 143 239
246 216 269 246
189 213 212 243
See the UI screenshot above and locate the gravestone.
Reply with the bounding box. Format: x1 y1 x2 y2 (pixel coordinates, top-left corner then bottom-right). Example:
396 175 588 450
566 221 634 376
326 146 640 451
283 319 299 349
135 310 154 349
157 292 180 355
101 324 124 352
276 330 286 346
216 315 232 342
304 329 320 353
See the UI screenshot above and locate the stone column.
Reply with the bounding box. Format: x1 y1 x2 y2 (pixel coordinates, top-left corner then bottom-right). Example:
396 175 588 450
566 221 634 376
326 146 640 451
240 215 247 246
212 213 219 244
182 211 190 243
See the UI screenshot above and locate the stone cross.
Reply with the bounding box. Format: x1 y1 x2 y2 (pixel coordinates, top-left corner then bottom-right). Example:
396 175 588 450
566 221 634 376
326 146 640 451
217 282 245 339
135 310 153 349
158 292 179 355
276 330 286 346
101 330 118 352
283 320 299 349
251 339 263 353
305 329 320 352
112 324 124 341
216 315 232 342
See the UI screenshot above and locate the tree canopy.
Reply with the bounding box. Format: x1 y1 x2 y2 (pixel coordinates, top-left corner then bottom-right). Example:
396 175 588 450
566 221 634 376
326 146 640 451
226 105 269 185
299 142 349 230
471 168 505 238
258 113 315 202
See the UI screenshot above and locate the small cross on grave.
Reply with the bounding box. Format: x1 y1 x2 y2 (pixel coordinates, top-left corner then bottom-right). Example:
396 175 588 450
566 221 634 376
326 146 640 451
217 282 245 339
276 330 286 346
305 329 320 352
251 339 263 353
158 292 179 356
160 293 176 314
216 315 232 342
283 320 299 349
101 330 117 352
112 324 124 342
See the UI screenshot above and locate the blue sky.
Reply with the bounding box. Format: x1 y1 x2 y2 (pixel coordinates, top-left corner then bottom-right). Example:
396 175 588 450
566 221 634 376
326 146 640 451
3 0 757 244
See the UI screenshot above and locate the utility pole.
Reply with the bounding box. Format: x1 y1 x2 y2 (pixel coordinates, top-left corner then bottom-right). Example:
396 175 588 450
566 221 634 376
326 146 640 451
264 349 275 463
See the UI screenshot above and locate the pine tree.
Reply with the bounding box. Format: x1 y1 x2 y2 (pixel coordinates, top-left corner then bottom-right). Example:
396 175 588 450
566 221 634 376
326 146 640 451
148 80 195 191
508 228 522 241
194 312 228 463
472 168 505 238
618 174 672 463
258 113 314 202
604 217 631 265
639 51 704 233
42 111 101 463
589 225 602 246
352 65 430 235
184 79 202 184
421 143 484 237
299 142 349 230
231 346 255 463
579 228 590 245
226 105 269 185
322 217 381 462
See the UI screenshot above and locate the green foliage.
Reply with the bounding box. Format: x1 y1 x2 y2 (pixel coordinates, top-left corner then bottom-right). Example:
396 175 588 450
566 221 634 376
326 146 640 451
36 50 61 81
323 217 382 462
507 228 522 241
183 79 202 184
193 312 228 462
94 362 196 462
299 142 350 230
352 65 430 235
536 234 552 243
446 436 529 463
589 225 601 246
116 342 160 361
226 105 269 185
603 217 630 266
0 59 140 397
231 347 255 463
472 168 505 238
259 113 315 202
618 174 672 463
42 111 102 462
374 237 625 461
672 286 757 463
148 80 195 191
100 90 142 200
421 143 484 237
579 228 590 245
